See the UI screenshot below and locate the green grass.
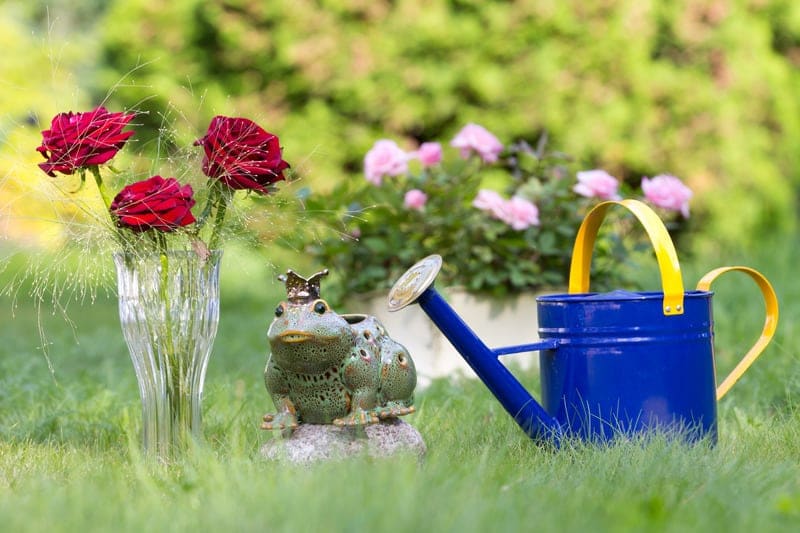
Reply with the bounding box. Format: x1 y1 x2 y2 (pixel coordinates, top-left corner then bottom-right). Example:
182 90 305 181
1 239 799 532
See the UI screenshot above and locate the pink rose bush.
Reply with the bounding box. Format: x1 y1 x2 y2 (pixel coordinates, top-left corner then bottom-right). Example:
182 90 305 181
311 122 693 300
311 124 601 299
364 124 539 232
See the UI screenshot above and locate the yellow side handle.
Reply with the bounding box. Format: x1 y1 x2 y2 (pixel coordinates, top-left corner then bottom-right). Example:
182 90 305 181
696 266 779 400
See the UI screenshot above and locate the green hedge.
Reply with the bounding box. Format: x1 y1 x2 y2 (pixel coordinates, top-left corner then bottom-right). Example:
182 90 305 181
86 0 800 249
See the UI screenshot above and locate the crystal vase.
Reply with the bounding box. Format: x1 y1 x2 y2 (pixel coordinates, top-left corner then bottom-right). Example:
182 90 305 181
114 250 222 458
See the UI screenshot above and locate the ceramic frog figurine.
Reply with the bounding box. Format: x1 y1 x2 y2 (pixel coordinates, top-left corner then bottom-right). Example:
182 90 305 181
262 269 416 431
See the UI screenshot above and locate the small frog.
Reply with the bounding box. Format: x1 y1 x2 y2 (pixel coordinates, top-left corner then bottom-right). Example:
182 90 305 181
262 269 416 432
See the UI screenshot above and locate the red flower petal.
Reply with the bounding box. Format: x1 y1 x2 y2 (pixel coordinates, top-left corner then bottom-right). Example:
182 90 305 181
110 175 196 233
37 106 136 177
194 115 289 194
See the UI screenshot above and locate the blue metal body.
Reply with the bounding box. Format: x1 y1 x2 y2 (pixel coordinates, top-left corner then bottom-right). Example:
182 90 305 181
537 290 718 443
416 287 719 444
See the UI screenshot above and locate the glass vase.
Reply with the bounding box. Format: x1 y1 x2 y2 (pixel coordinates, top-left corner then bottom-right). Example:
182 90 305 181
114 250 222 458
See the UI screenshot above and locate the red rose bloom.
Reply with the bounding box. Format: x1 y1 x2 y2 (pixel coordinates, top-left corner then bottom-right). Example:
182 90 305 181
110 175 196 232
36 106 136 177
194 116 289 194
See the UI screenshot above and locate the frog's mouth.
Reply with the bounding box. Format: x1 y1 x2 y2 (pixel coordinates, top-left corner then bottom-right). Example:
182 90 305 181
278 330 312 343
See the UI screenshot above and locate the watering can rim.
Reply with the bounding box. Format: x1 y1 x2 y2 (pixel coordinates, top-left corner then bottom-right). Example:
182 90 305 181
537 289 713 303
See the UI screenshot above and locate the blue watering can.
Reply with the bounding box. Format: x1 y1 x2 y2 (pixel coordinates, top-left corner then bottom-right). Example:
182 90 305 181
387 199 778 444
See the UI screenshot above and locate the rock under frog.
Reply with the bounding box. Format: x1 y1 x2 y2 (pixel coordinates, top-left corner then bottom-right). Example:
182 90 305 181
262 269 416 431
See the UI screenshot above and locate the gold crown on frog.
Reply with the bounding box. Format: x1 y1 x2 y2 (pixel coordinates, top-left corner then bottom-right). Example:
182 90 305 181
278 269 329 304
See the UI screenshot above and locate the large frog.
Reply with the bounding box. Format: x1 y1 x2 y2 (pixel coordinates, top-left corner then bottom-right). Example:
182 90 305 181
262 269 416 431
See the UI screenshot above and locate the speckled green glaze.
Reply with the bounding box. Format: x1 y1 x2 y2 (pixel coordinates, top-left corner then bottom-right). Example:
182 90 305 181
262 271 416 431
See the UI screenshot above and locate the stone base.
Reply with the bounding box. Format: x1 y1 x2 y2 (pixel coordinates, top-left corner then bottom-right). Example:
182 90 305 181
259 418 426 464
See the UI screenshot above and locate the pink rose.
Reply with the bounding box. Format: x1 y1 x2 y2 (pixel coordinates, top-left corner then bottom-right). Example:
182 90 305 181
504 196 540 230
474 190 539 231
574 170 621 200
642 174 693 218
450 123 503 163
363 139 408 185
403 189 428 211
412 142 442 167
473 189 507 220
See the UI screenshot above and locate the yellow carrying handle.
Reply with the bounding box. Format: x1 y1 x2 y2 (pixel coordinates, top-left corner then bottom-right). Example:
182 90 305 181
568 199 685 316
696 267 779 400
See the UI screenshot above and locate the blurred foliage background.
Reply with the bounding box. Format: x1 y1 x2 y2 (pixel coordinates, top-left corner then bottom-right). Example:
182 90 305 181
2 0 799 260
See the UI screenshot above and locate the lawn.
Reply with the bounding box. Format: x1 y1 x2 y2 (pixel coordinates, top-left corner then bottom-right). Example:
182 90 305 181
1 240 799 532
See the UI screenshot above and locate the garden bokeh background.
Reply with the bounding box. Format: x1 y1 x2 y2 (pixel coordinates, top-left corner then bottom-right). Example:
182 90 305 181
2 0 800 256
2 2 800 531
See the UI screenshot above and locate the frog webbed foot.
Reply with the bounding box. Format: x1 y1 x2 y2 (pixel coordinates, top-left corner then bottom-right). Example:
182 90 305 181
261 412 299 431
333 408 380 427
375 402 416 420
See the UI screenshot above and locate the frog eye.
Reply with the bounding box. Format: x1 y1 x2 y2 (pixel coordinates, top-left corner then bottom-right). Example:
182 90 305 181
275 304 285 317
313 300 329 315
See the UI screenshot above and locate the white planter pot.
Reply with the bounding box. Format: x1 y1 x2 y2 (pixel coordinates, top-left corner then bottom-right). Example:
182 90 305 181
348 288 549 387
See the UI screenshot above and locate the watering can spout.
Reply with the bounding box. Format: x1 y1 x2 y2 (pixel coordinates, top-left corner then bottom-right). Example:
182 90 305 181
387 255 563 444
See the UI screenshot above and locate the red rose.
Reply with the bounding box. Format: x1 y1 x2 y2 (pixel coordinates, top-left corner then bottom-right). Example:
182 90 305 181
36 106 136 177
194 116 289 194
110 175 196 232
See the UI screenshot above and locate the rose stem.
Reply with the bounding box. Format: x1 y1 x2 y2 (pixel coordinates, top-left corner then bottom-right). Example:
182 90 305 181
208 186 230 250
89 166 113 211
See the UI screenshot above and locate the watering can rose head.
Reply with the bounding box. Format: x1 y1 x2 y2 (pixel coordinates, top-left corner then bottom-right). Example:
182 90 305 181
35 105 293 252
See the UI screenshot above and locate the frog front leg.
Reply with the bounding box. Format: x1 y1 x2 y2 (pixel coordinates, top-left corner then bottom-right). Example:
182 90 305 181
333 346 381 427
262 357 299 431
333 389 380 427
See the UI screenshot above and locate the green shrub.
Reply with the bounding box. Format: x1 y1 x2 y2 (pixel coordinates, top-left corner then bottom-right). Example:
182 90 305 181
57 1 800 251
